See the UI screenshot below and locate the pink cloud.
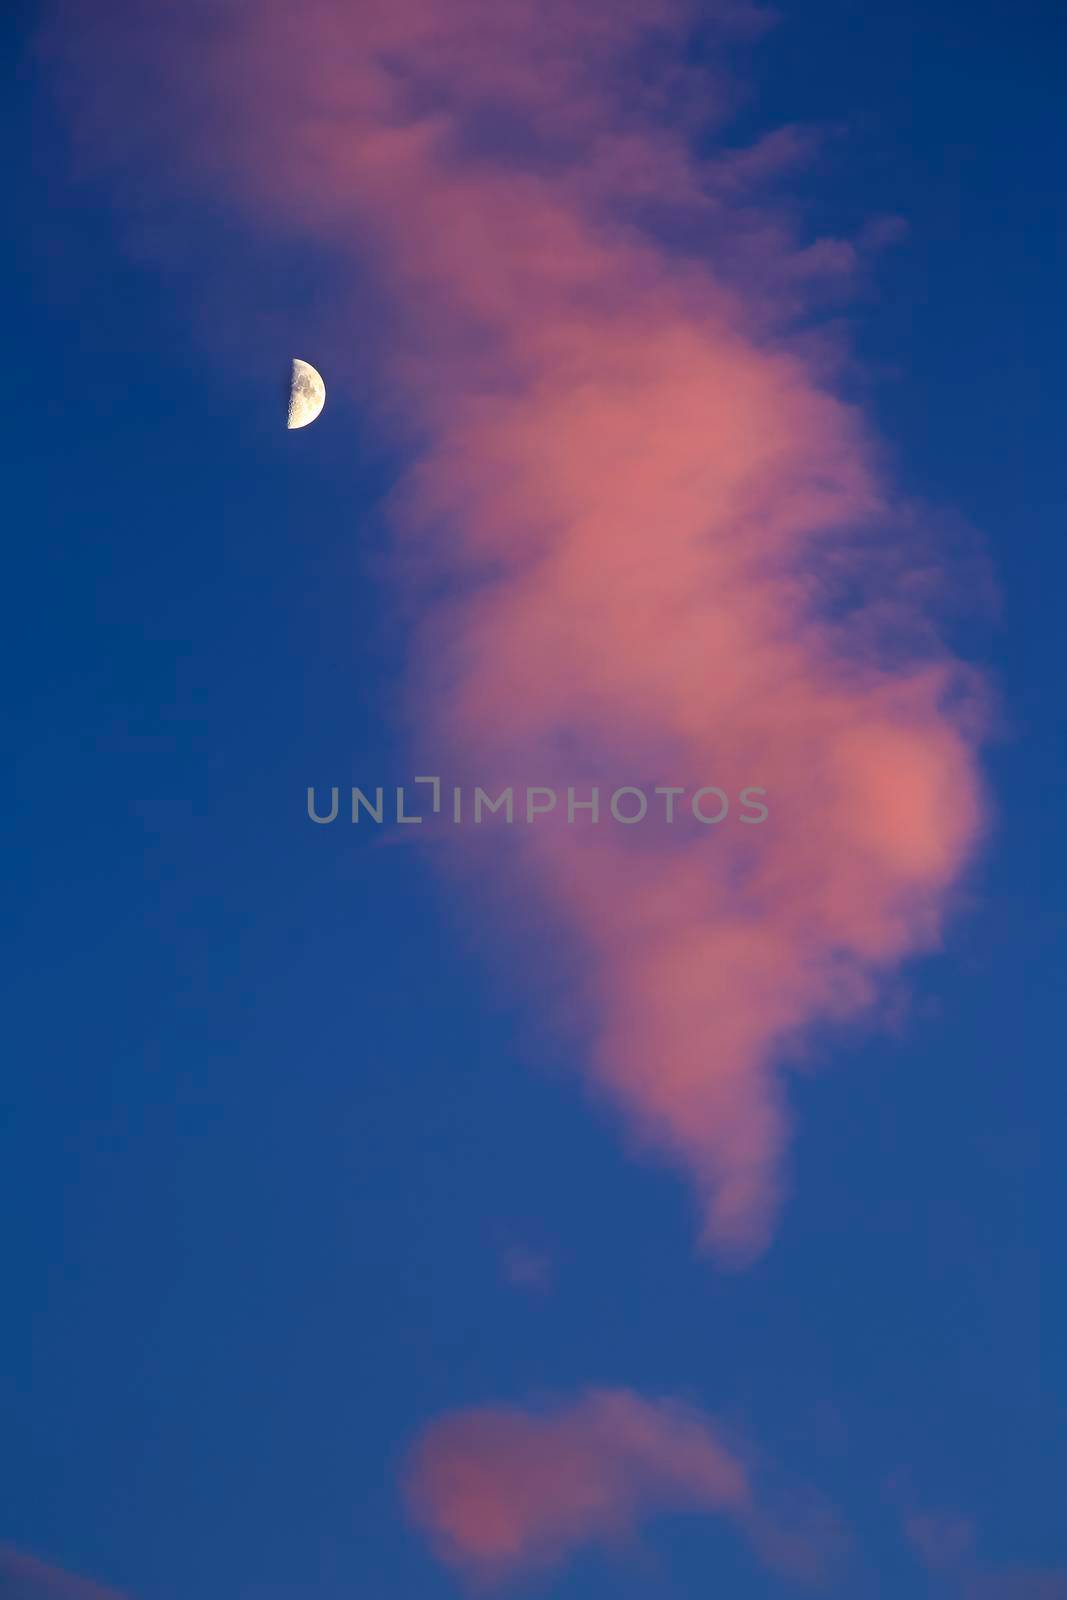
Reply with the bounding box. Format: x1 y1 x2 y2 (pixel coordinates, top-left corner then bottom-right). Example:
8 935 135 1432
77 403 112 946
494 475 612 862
0 1547 126 1600
904 1509 978 1571
968 1577 1067 1600
895 1492 1067 1598
404 1389 841 1583
500 1244 553 1294
43 0 988 1253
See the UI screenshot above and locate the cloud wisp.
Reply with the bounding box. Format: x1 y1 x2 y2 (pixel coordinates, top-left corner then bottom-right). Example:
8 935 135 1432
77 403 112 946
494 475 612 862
900 1500 1067 1600
404 1388 843 1585
44 0 988 1254
0 1547 126 1600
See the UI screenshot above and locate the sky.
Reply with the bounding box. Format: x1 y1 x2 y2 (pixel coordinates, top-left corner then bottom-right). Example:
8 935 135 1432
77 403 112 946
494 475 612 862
3 1 1066 1598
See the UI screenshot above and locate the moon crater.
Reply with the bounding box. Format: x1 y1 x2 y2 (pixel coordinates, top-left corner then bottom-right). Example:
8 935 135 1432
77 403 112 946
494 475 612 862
287 358 326 430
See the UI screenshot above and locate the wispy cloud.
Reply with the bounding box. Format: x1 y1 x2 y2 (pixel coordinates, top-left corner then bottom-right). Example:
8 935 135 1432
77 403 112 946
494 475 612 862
403 1388 844 1584
0 1547 126 1600
968 1576 1067 1600
500 1244 553 1294
897 1491 1067 1599
904 1508 978 1571
44 0 988 1254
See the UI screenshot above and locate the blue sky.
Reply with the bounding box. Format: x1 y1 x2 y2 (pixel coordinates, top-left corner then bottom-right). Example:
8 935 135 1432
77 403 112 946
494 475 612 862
3 1 1066 1597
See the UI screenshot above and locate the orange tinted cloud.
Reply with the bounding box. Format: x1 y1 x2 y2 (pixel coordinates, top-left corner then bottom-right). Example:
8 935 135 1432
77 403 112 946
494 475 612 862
45 0 987 1253
404 1389 841 1583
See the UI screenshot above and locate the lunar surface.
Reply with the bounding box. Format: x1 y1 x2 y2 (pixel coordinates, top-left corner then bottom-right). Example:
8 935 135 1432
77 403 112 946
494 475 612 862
287 358 326 429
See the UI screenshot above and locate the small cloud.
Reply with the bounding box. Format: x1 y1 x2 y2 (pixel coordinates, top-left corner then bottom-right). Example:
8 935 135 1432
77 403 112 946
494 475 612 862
967 1574 1067 1600
501 1245 554 1294
859 214 910 252
403 1388 844 1585
892 1489 1066 1600
904 1510 977 1572
0 1548 126 1600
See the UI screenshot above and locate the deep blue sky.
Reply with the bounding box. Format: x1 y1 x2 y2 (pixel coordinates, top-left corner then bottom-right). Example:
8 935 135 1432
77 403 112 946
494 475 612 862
3 1 1066 1597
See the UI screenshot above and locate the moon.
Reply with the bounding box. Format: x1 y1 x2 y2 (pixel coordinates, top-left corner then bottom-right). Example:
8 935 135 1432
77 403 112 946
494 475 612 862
287 358 326 430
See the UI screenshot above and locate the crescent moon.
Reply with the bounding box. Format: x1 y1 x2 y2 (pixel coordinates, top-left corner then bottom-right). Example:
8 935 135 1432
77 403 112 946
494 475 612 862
287 358 326 430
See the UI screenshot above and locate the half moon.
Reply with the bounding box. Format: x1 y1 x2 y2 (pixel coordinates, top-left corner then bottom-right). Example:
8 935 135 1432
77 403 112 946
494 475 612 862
287 358 326 430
